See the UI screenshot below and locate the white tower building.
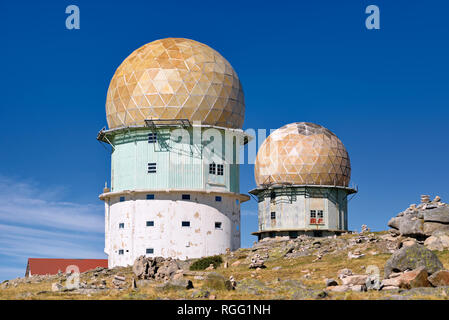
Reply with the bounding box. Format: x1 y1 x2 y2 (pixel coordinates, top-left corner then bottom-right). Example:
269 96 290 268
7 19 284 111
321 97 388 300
97 38 251 267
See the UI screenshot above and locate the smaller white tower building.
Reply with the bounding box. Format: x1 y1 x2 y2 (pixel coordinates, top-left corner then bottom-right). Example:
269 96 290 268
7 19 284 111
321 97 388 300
250 122 357 240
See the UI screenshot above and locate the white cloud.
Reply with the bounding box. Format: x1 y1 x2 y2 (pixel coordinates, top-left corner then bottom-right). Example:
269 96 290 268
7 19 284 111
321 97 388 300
0 176 106 281
0 176 104 233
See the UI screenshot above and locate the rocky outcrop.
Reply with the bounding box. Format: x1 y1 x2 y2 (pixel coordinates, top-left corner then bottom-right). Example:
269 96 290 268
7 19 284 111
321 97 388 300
424 234 449 251
388 196 449 243
384 244 443 278
132 256 182 281
427 270 449 287
380 268 431 290
203 272 235 291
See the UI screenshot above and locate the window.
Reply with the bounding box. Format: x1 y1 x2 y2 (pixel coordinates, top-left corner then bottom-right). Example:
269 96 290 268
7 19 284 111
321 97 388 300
148 133 157 143
271 212 276 220
146 248 154 254
118 249 124 255
317 210 324 224
215 196 222 202
217 164 224 176
269 232 275 238
236 199 239 205
119 223 124 229
209 163 216 174
270 192 276 201
146 194 155 200
119 196 125 202
146 221 154 227
215 222 222 229
310 210 321 225
182 194 190 200
148 163 157 173
182 221 190 227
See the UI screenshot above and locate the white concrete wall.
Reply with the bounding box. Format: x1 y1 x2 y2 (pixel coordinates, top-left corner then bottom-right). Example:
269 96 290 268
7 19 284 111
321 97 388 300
104 192 241 267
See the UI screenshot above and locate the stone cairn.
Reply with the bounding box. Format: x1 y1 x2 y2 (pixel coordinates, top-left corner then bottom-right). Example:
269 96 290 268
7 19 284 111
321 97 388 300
249 254 266 269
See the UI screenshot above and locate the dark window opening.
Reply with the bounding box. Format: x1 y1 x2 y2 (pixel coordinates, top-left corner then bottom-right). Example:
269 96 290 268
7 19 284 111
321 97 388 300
215 222 222 229
146 194 155 200
269 232 276 238
271 212 276 220
209 163 216 174
148 163 157 173
146 248 154 254
217 164 224 176
148 133 157 143
146 221 154 227
182 221 190 227
215 196 222 202
119 223 124 229
182 194 190 200
118 249 124 255
119 196 125 202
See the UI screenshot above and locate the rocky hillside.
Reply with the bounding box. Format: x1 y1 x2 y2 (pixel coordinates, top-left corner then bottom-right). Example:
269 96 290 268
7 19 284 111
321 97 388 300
1 196 449 300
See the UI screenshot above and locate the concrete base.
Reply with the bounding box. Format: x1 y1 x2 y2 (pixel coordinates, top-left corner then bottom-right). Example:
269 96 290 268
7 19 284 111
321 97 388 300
103 191 242 267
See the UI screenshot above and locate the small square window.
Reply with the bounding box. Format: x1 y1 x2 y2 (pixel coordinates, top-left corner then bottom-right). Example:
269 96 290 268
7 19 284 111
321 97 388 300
182 221 190 227
119 196 125 202
148 133 157 143
146 194 155 200
146 248 154 254
118 249 124 255
215 222 222 229
182 194 190 200
146 221 154 227
209 163 216 174
317 210 324 218
215 196 222 202
119 223 124 229
310 210 317 218
271 212 276 220
217 164 224 176
148 163 157 173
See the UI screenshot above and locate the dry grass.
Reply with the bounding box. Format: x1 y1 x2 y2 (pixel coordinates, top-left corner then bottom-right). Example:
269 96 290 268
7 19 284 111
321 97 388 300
2 232 449 300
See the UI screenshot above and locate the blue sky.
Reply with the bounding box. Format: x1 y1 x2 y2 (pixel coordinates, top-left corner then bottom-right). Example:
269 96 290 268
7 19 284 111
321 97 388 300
0 0 448 281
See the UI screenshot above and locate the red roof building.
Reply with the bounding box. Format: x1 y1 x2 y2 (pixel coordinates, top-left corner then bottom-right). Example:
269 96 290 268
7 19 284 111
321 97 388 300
25 258 108 277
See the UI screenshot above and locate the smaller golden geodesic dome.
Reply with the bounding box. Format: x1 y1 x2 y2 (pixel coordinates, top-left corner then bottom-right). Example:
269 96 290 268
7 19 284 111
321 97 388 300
254 122 351 187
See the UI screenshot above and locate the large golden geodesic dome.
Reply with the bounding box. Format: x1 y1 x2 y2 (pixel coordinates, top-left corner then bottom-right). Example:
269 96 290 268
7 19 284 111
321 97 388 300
106 38 245 129
255 122 351 187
